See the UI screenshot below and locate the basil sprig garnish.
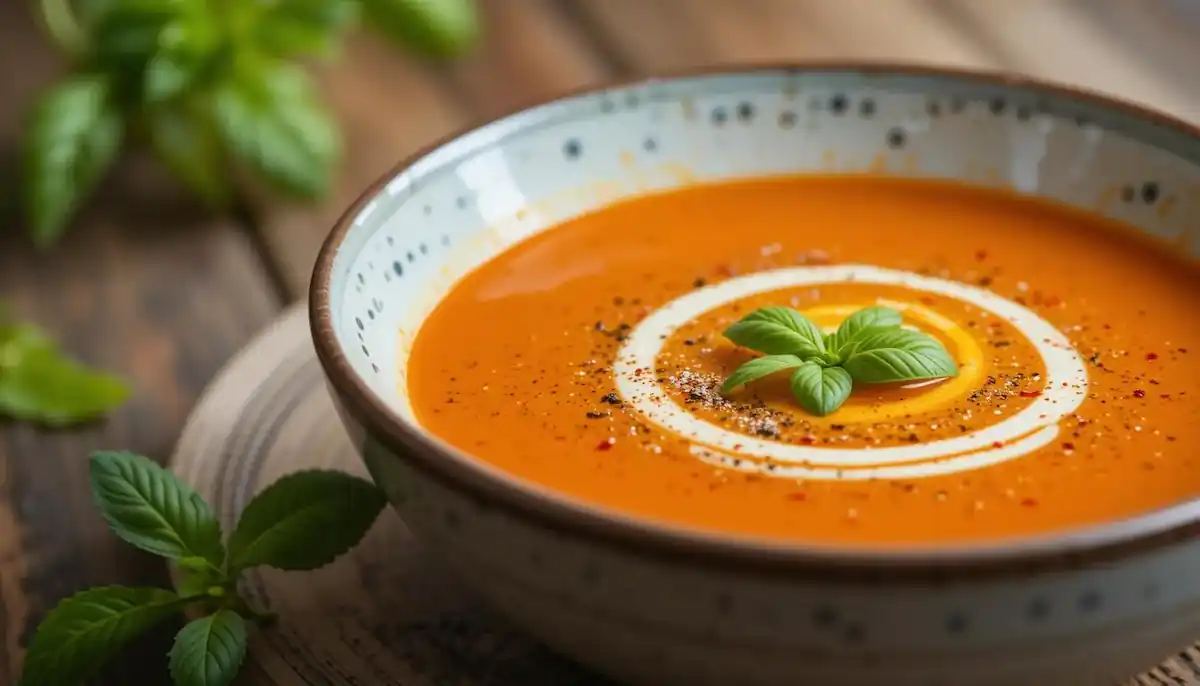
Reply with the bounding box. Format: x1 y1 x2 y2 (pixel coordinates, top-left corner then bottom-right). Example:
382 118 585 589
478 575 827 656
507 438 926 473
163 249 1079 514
721 305 958 416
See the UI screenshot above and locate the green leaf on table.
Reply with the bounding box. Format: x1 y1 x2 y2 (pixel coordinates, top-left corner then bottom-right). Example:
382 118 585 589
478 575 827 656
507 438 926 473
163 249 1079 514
723 306 826 358
89 451 225 565
19 586 184 686
841 327 959 383
789 361 853 417
226 470 387 572
22 75 124 245
148 104 231 207
720 354 804 394
213 59 339 198
169 610 248 686
361 0 479 58
0 322 129 425
829 305 903 353
254 0 359 58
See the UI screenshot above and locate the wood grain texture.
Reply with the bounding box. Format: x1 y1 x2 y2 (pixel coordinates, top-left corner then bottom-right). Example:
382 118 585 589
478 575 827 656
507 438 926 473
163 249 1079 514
0 3 281 683
934 0 1200 123
569 0 999 67
170 307 1200 686
446 0 613 116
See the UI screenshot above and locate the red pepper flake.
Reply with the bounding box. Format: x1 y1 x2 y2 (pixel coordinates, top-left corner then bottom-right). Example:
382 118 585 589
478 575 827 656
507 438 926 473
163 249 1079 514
1019 390 1041 398
1062 442 1075 451
798 435 816 445
595 438 615 451
919 296 936 306
974 249 988 262
1146 352 1159 361
1020 497 1039 508
992 441 1004 449
786 492 808 502
1133 389 1146 398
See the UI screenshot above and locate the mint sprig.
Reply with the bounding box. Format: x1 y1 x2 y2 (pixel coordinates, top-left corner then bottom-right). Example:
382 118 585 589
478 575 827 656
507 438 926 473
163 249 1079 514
721 305 958 416
20 451 388 686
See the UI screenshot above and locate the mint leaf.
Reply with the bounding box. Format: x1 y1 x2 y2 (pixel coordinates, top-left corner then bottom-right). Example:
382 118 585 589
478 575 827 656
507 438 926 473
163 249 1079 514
723 307 825 358
830 306 902 353
226 470 386 572
23 75 123 245
213 59 339 198
19 586 184 686
90 451 225 566
361 0 479 58
169 610 247 686
842 328 959 383
720 354 804 394
254 0 359 58
789 362 853 417
148 104 231 208
0 323 129 426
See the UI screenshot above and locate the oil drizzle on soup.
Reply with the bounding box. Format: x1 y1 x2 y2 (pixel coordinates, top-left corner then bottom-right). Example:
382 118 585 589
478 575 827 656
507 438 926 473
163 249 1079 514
407 177 1200 545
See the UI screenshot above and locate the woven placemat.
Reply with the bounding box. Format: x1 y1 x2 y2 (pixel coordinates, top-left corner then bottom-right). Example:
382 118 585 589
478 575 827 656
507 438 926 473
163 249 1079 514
170 305 1200 685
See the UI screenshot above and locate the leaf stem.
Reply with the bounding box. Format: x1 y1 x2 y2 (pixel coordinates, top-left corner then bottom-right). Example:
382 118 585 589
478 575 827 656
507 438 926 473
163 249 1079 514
38 0 85 57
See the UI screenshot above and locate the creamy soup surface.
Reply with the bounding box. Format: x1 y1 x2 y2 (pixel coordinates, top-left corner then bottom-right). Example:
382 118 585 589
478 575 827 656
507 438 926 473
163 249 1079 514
407 177 1200 545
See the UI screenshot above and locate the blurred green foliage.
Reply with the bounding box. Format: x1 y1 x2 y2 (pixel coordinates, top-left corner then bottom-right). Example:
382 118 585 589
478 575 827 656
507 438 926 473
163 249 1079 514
25 0 479 246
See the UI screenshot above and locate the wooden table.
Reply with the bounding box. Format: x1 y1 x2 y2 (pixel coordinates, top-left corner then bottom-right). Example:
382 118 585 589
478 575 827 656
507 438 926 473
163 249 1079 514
1 1 1197 683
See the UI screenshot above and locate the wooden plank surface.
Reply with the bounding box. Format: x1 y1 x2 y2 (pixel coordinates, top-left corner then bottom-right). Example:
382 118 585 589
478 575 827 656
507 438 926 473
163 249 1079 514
0 3 282 683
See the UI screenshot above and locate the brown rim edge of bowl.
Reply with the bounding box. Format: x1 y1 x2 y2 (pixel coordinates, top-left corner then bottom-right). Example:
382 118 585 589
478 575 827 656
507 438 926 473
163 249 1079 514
310 61 1200 582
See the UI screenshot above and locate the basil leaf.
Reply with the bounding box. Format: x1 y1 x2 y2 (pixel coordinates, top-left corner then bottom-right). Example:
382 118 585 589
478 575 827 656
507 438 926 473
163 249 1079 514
789 362 853 417
361 0 479 58
89 2 177 74
213 60 339 198
723 307 826 358
842 328 959 383
143 11 221 103
830 306 902 352
148 104 230 208
254 0 359 58
169 610 247 686
720 354 804 394
19 586 184 686
23 75 123 245
90 451 225 565
226 470 387 572
0 324 130 426
144 53 199 103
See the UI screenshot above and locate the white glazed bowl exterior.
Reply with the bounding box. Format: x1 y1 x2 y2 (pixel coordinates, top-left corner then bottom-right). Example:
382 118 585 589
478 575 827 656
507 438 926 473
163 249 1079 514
313 66 1200 686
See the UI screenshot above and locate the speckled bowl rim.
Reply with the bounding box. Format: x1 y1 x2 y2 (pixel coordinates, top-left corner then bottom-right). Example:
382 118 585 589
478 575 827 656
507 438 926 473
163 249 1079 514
311 62 1200 581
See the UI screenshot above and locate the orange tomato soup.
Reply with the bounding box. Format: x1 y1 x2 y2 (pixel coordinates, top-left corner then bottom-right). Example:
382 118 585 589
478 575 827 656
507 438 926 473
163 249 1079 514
408 177 1200 545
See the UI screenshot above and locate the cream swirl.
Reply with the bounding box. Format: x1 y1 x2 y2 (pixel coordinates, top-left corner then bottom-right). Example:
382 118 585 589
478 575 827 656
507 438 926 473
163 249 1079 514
613 265 1088 481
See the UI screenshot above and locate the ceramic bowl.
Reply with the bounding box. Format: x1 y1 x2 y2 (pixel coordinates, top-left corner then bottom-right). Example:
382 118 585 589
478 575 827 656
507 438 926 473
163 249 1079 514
310 65 1200 686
